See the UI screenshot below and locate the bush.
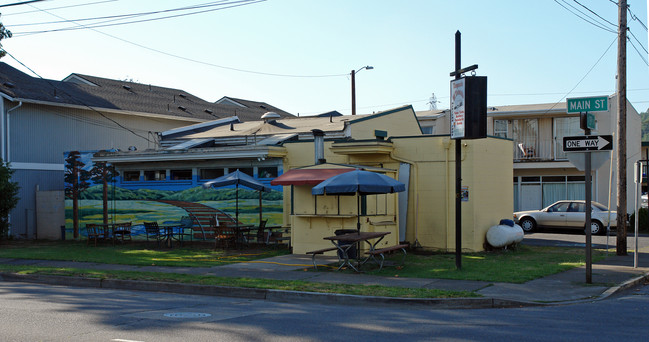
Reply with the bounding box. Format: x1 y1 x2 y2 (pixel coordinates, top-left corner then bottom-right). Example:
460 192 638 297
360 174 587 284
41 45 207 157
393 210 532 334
0 159 19 240
628 208 649 232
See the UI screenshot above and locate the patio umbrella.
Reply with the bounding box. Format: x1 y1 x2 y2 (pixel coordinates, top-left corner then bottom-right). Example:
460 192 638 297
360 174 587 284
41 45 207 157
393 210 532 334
203 169 271 224
311 169 406 232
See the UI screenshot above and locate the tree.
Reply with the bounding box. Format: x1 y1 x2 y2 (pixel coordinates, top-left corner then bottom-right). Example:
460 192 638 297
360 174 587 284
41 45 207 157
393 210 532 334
0 158 19 240
64 151 91 239
0 18 11 58
89 160 119 225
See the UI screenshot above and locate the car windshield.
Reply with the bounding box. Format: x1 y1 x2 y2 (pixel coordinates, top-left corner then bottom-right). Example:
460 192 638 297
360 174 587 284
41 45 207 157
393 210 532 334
592 202 609 211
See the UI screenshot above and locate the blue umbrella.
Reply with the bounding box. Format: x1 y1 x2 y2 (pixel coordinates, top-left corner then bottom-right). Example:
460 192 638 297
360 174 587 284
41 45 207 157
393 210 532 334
203 169 271 223
312 169 405 232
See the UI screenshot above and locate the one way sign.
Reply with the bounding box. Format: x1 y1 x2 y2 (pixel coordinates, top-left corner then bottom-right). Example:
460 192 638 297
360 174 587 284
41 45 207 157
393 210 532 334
563 135 613 152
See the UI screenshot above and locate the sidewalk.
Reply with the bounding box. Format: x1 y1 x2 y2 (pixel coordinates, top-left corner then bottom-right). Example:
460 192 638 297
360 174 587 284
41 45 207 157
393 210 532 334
1 249 648 308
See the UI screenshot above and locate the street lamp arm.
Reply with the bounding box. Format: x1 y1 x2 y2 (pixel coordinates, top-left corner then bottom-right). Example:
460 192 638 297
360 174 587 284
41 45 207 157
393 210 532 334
353 65 374 74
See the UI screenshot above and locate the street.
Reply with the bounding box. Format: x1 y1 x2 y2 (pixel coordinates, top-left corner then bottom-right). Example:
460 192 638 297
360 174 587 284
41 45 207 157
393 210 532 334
1 279 648 342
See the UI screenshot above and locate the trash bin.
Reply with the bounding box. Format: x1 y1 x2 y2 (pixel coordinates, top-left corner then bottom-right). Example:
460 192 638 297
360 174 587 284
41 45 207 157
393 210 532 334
335 229 358 259
60 225 66 240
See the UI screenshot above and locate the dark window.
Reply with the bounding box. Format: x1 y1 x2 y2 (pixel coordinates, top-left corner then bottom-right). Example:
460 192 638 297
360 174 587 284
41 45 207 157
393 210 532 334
521 176 540 182
170 169 192 180
144 170 166 181
123 171 139 182
258 167 278 178
200 168 224 180
567 176 585 182
542 176 565 182
239 168 254 177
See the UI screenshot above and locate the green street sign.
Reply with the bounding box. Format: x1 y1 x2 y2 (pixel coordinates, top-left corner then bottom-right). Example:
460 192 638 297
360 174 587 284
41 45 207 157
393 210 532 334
567 96 609 114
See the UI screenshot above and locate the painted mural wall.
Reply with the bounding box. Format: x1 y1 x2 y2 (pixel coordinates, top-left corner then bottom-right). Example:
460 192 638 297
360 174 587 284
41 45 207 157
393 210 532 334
64 151 284 240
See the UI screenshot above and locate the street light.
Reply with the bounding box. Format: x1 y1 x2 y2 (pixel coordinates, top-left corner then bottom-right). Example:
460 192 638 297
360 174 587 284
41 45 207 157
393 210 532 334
351 65 373 115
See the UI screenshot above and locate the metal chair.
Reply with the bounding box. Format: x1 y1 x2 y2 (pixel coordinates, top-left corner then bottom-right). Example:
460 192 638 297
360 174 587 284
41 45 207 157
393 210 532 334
143 221 163 247
113 222 132 242
177 216 194 245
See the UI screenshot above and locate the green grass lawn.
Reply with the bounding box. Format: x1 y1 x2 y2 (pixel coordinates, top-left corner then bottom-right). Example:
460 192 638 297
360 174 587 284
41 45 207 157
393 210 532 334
0 241 609 298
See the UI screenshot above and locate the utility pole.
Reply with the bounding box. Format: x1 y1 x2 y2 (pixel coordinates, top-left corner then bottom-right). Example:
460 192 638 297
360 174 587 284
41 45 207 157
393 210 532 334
616 0 628 255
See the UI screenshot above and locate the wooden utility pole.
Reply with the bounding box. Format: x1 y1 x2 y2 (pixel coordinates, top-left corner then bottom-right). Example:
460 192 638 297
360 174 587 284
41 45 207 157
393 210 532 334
616 0 628 255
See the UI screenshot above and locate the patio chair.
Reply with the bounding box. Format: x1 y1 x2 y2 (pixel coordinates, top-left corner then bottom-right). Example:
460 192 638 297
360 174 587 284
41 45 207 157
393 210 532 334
255 219 268 244
176 216 194 245
113 222 132 242
211 217 236 249
143 221 163 247
86 224 103 247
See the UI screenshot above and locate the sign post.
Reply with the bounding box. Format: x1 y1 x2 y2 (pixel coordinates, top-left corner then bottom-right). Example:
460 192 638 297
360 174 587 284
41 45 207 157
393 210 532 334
565 95 610 284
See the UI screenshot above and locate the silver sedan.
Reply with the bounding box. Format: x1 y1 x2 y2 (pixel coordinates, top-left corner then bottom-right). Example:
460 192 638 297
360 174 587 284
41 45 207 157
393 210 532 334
513 200 616 235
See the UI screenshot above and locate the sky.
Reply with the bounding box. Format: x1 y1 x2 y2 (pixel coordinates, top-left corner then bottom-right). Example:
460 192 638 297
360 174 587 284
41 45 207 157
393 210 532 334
0 0 647 116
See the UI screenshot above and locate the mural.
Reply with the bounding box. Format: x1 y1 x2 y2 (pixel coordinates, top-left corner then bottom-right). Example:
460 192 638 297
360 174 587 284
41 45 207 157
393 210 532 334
64 151 284 241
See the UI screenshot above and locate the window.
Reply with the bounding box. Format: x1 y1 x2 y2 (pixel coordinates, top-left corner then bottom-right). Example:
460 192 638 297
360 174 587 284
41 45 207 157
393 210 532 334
421 126 434 135
144 170 166 181
494 120 509 138
554 117 581 160
170 169 192 180
258 166 277 178
239 168 254 177
123 171 140 182
200 168 224 180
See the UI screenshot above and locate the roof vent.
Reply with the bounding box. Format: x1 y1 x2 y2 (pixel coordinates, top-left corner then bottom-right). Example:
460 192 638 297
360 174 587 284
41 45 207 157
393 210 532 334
179 93 187 98
178 106 187 111
261 111 280 123
122 85 132 91
3 82 14 88
204 109 213 114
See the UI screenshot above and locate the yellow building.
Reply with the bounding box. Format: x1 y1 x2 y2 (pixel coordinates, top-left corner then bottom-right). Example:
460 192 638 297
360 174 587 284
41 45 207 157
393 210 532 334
273 106 513 254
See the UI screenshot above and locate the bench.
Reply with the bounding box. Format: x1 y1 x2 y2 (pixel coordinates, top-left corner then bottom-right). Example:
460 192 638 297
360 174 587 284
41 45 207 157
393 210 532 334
306 247 339 270
365 244 409 271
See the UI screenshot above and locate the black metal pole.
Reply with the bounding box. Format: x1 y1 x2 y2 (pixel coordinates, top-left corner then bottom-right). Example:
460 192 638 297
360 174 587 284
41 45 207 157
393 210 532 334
454 31 462 270
585 126 592 283
351 69 356 115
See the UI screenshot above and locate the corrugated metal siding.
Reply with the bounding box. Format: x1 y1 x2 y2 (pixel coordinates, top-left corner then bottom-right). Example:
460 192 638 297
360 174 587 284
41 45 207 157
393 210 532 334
10 169 64 239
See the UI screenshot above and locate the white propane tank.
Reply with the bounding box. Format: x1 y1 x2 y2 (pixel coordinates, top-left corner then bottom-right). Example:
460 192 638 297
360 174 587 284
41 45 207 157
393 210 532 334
486 219 524 248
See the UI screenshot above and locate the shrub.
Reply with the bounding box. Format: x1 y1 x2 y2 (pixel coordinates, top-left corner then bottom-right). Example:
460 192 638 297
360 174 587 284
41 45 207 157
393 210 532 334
0 159 19 240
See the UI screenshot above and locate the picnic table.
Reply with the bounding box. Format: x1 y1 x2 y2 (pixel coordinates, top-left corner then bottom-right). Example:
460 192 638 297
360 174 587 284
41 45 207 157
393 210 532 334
323 231 390 272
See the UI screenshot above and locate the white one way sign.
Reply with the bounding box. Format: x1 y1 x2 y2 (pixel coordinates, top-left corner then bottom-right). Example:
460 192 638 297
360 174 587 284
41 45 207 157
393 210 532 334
563 135 613 152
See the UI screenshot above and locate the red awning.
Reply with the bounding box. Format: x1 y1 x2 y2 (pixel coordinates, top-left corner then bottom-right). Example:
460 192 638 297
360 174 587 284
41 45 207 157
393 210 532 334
271 168 354 186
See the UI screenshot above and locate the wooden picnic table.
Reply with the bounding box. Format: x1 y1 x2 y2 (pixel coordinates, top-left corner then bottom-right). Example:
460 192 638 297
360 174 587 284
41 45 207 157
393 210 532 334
323 231 390 272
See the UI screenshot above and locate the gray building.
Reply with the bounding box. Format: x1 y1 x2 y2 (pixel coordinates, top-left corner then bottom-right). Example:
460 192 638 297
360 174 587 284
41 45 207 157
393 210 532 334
0 63 292 238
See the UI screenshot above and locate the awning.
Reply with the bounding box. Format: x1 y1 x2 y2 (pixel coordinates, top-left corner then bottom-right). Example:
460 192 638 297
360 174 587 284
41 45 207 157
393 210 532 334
271 168 354 186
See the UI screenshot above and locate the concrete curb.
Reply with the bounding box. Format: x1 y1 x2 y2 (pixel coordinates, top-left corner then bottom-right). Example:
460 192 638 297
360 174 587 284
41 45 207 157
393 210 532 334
0 272 533 309
598 272 649 300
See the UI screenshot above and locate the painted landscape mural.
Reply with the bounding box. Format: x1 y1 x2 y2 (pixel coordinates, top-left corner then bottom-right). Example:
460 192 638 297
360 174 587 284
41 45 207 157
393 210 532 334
64 151 284 241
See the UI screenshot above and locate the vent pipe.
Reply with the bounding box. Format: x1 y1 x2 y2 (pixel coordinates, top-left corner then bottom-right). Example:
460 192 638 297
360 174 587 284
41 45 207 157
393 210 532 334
312 129 325 164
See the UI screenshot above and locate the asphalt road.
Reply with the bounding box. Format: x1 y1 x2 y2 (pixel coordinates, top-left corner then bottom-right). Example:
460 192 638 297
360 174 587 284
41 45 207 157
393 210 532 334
1 280 649 341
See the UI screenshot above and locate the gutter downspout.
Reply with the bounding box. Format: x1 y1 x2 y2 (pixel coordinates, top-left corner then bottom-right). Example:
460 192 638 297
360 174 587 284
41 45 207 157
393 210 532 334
6 101 21 162
389 149 421 248
4 100 21 238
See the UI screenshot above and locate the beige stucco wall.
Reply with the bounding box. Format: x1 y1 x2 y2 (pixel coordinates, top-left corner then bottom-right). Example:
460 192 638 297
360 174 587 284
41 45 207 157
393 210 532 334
281 132 513 254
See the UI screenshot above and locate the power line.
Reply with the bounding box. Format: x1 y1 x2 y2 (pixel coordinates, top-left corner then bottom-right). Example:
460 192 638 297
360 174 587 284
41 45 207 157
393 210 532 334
0 0 44 8
10 1 241 27
3 0 118 16
628 37 649 66
554 0 617 34
571 0 617 27
15 1 348 79
627 5 648 31
13 0 264 35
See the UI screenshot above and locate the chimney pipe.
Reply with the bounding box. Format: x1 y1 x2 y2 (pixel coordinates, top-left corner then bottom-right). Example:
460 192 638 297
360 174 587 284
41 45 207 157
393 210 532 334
312 129 325 164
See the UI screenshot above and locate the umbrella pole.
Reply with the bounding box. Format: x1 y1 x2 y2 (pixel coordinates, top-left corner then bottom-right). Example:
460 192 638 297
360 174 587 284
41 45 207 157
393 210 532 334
235 184 239 223
356 195 361 233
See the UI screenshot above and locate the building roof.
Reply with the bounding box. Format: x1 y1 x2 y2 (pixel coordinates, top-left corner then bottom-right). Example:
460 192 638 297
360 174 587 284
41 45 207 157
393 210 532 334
215 96 292 117
0 63 294 122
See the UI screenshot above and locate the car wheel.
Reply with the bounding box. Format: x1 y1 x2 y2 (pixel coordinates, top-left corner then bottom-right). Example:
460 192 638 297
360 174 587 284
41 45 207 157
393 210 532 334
586 221 604 235
519 217 536 232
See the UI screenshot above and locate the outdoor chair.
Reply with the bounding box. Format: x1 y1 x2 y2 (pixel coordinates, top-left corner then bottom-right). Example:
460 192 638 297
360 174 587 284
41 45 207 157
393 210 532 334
211 216 236 249
143 221 164 247
113 222 132 242
86 224 103 247
255 219 268 244
177 216 194 245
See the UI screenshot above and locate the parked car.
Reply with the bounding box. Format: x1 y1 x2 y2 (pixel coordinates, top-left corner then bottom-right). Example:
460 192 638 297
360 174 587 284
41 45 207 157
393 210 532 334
513 200 616 235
